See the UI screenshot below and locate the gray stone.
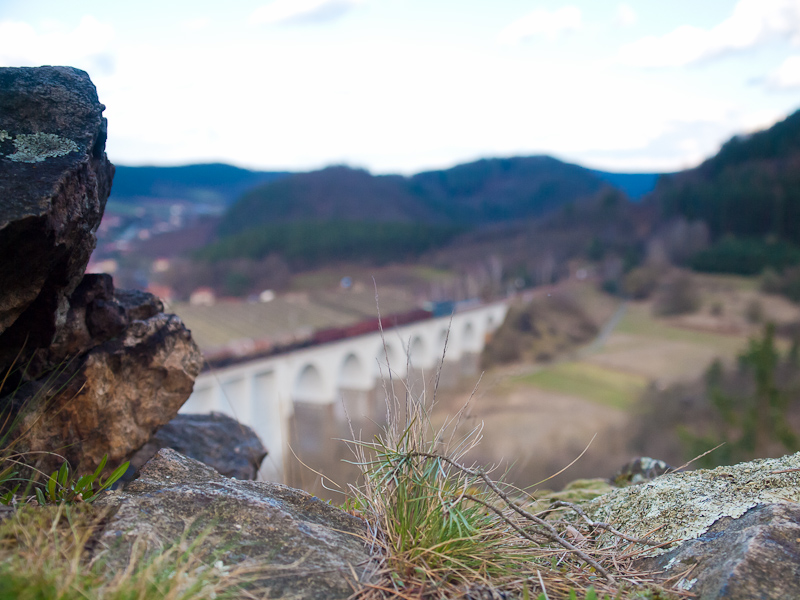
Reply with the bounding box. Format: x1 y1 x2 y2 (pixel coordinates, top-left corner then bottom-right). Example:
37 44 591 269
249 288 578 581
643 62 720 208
114 288 163 321
584 453 800 599
96 449 372 599
0 66 114 371
636 502 800 599
128 412 267 481
587 452 800 554
42 273 128 363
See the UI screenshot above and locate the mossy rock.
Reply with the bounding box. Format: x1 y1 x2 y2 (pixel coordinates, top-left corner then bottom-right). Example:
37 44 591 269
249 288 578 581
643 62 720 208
527 478 614 516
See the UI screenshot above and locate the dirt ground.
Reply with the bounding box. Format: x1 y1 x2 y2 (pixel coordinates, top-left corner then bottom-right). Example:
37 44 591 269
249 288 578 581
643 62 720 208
430 366 634 491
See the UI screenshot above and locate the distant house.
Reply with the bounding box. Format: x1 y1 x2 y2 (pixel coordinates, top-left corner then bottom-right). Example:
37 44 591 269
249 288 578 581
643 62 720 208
190 287 216 306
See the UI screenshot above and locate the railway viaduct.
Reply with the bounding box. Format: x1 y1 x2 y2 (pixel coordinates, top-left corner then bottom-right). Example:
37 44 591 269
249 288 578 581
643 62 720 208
180 301 510 485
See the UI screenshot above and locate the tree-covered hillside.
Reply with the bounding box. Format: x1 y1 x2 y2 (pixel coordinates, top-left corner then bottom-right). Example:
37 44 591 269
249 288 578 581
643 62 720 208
408 156 608 223
218 156 613 240
204 156 623 266
218 166 439 236
655 109 800 247
197 221 465 268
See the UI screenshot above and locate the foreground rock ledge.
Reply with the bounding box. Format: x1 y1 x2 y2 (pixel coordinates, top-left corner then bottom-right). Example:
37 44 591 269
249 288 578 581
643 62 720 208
96 449 372 599
586 452 800 599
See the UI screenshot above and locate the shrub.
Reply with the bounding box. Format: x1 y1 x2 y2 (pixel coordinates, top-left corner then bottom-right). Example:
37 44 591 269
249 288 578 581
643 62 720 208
482 296 597 368
745 299 764 324
632 324 800 468
622 266 661 300
654 273 700 316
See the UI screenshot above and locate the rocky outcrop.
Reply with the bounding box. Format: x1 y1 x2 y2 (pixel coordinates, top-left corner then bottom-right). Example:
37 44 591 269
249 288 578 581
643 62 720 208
638 502 800 599
128 412 267 481
586 452 800 599
96 449 372 600
0 67 202 474
10 276 202 473
0 66 114 372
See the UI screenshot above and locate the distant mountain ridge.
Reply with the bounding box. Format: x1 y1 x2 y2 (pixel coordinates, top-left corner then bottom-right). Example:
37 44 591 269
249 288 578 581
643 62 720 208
110 159 661 217
407 156 607 224
219 155 634 238
109 156 665 268
218 166 439 236
110 163 290 207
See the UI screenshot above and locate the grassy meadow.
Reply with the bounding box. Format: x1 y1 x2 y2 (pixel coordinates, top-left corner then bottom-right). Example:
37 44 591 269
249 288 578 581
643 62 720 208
432 273 800 490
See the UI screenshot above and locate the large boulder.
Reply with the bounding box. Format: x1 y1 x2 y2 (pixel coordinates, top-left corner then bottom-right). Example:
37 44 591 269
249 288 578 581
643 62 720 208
10 276 202 473
0 66 113 372
0 67 203 475
637 502 800 599
96 449 372 599
128 412 268 481
586 452 800 599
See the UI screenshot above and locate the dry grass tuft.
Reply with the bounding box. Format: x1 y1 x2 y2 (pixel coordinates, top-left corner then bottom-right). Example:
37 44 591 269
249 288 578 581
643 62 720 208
343 314 686 600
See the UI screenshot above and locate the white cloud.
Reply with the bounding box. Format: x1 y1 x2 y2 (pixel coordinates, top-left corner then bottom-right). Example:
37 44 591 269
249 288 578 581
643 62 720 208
765 54 800 88
181 17 211 32
615 4 637 28
0 16 115 74
497 6 582 45
249 0 366 26
618 0 800 67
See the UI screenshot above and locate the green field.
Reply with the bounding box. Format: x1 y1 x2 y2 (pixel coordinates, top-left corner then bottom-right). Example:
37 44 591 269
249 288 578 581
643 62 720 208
614 303 746 352
514 362 648 410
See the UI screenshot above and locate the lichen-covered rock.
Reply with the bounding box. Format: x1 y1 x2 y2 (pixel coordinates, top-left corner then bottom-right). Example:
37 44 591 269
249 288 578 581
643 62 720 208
587 453 800 556
128 412 267 481
637 502 800 599
95 449 371 600
526 478 614 516
0 66 114 371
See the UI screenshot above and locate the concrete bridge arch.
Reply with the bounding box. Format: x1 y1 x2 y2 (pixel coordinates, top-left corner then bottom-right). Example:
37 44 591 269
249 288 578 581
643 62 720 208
181 300 510 487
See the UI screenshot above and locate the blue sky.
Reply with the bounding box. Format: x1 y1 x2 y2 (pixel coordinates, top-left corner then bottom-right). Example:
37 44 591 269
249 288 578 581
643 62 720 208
2 0 799 174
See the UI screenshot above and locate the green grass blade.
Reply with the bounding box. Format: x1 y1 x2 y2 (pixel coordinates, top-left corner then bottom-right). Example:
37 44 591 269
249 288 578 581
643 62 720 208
91 454 108 481
46 472 58 503
58 462 69 488
87 461 129 502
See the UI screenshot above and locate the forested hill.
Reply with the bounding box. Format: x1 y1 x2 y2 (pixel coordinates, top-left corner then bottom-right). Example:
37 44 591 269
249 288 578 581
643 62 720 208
704 109 800 175
111 163 290 206
654 109 800 246
406 156 609 223
219 156 613 237
218 166 440 236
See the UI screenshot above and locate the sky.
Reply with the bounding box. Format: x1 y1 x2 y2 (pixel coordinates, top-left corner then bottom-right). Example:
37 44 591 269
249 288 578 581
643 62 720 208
2 0 800 174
